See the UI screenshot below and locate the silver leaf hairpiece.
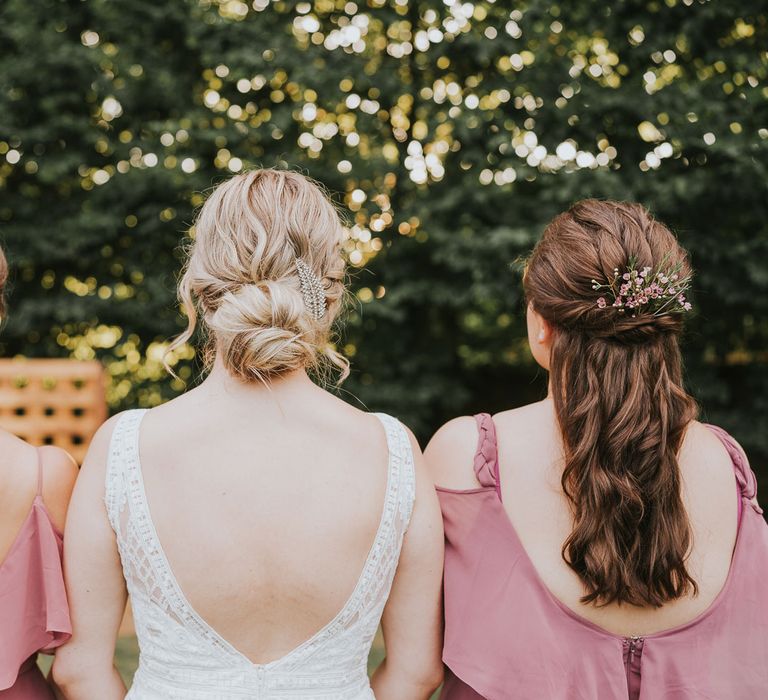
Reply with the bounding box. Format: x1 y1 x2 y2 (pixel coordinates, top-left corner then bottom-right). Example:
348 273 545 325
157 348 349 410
295 257 327 321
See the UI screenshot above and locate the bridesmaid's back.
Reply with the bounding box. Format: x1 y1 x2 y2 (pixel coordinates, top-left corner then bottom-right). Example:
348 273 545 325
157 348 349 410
492 403 739 636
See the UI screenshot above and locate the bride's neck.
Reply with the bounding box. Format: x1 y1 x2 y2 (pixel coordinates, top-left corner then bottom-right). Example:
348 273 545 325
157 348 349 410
202 354 315 399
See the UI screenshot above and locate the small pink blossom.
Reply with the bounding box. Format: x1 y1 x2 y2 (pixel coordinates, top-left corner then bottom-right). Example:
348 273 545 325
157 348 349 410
591 265 691 317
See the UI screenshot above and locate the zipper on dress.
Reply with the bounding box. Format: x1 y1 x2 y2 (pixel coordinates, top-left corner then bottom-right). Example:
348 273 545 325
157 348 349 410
622 636 645 700
625 635 644 661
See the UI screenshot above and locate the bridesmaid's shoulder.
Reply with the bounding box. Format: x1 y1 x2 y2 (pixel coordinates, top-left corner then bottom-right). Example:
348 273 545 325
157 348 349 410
680 420 744 491
38 445 78 531
425 401 554 489
677 420 752 541
424 415 482 490
0 430 77 493
0 430 77 531
491 399 554 434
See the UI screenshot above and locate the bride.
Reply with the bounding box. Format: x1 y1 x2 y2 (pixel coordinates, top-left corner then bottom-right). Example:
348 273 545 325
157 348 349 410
52 169 444 699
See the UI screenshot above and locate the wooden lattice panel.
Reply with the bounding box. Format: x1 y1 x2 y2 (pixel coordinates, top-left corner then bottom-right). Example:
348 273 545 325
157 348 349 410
0 359 107 464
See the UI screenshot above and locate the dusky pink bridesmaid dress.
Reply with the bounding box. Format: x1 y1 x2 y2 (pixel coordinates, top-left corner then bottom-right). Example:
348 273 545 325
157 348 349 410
437 414 768 699
0 450 71 699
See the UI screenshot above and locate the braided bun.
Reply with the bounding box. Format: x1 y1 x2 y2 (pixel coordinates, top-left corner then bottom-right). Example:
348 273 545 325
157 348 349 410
528 200 692 344
169 169 348 382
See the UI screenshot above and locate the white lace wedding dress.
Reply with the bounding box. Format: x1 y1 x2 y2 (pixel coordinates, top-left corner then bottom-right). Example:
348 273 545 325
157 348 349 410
105 409 415 699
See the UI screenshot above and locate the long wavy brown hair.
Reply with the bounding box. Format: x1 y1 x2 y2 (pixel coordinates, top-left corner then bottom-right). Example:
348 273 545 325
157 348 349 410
524 199 699 607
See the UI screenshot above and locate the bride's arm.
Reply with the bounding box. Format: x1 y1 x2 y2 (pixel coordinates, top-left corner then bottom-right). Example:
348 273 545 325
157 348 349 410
52 416 128 699
370 429 445 700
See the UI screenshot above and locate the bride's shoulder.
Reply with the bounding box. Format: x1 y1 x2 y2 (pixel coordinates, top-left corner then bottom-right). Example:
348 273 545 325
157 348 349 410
84 410 143 463
86 411 133 458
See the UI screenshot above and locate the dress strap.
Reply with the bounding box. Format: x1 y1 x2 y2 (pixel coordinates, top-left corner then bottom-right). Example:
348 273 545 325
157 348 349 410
105 409 148 537
473 413 501 499
374 413 416 528
705 424 763 518
35 447 44 497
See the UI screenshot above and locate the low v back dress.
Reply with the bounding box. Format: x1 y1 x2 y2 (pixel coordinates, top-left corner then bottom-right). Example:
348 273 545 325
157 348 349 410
0 450 71 699
437 413 768 700
105 409 415 699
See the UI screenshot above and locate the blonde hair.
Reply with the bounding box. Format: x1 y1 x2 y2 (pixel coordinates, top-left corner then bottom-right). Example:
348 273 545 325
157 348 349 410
169 169 349 383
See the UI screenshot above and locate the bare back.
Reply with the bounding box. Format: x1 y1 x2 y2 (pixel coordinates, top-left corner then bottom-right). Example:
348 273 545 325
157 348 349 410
431 398 740 636
0 430 77 562
133 370 391 664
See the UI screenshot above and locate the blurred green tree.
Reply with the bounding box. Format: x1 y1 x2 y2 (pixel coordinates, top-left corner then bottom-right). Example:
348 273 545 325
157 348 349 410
0 0 766 474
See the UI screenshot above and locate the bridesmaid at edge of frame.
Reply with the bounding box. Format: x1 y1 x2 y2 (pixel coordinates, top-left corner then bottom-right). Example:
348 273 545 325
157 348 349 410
426 199 768 700
0 242 78 699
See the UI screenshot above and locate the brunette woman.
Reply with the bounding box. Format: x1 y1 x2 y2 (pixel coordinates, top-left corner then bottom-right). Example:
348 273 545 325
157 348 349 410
427 200 768 699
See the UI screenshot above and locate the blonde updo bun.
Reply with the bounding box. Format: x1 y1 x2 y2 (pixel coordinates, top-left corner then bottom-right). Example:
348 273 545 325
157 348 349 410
170 169 348 382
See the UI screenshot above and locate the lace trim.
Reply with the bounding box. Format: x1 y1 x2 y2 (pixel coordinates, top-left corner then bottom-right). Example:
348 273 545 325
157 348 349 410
105 413 129 538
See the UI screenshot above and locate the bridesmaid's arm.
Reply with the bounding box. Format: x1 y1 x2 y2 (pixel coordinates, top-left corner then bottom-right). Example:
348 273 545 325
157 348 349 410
52 416 128 700
370 428 445 700
36 446 79 695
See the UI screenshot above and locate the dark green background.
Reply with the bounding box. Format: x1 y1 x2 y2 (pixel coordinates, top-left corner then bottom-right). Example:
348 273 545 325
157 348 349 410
1 0 766 481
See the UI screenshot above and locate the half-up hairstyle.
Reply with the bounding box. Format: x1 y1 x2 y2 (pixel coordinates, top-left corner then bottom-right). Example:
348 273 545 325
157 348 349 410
168 169 349 383
524 199 699 607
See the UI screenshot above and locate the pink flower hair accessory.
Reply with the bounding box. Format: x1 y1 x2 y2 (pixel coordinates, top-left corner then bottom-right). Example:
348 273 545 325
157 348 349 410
590 256 692 318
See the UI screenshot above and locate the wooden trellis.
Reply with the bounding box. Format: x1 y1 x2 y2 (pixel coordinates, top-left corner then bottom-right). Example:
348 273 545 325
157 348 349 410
0 358 107 464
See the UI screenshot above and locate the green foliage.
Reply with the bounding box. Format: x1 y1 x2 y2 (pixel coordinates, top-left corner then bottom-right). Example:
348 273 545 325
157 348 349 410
1 0 766 476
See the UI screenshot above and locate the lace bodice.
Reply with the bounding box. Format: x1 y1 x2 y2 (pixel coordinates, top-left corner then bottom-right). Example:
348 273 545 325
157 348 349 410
105 409 415 699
